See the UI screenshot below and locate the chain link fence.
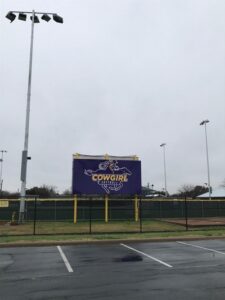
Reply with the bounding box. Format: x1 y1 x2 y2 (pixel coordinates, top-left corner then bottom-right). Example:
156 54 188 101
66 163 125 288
1 197 225 236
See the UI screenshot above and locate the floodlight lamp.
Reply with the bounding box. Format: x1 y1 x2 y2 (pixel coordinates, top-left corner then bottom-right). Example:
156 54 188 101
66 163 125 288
18 13 27 21
6 11 16 22
53 14 63 23
41 14 51 22
30 15 40 23
200 119 209 126
160 143 166 147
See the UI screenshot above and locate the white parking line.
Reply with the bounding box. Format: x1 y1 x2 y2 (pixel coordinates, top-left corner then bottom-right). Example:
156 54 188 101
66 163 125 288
120 243 173 268
57 246 73 273
177 241 225 255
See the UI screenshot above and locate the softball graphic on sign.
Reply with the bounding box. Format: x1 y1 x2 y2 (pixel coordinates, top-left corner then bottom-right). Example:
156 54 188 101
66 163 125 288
84 160 132 194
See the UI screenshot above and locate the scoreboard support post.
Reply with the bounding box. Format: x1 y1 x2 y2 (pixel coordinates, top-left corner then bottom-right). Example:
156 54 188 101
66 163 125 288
73 194 77 224
134 194 139 222
105 194 109 223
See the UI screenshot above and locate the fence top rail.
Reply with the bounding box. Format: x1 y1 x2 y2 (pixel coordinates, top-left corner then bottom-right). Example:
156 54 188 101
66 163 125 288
142 199 225 202
1 197 225 202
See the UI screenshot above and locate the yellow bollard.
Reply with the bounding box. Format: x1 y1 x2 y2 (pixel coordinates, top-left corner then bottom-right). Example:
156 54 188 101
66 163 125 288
134 195 139 222
105 195 109 223
74 195 77 224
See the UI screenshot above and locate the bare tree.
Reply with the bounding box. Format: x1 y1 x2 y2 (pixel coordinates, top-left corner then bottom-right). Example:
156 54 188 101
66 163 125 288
177 184 208 198
178 184 195 195
62 187 72 196
26 185 58 197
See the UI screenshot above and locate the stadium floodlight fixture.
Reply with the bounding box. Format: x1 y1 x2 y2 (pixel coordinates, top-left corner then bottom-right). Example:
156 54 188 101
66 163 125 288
6 9 63 222
53 14 63 23
30 15 40 23
200 119 209 126
41 14 51 22
5 11 63 25
18 13 27 21
6 11 16 22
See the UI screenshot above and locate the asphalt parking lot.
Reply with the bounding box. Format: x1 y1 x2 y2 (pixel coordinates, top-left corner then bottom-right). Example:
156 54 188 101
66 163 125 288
1 239 225 299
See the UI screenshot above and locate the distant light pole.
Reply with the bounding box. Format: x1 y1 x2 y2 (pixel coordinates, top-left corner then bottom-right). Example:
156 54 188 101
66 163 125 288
160 143 168 197
6 10 63 222
200 119 211 200
0 150 7 195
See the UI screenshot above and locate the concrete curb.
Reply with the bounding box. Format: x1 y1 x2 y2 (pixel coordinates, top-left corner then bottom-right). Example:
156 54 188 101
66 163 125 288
1 235 225 248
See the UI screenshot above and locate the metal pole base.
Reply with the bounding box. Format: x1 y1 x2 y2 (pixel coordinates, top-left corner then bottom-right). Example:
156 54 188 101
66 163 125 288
18 212 25 224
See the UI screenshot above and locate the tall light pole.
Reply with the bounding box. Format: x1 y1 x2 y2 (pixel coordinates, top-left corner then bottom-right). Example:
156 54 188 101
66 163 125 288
200 119 211 200
0 150 7 195
160 143 168 197
6 10 63 222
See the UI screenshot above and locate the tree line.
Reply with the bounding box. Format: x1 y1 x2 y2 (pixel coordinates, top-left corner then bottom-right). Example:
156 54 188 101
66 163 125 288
0 179 225 198
0 185 71 198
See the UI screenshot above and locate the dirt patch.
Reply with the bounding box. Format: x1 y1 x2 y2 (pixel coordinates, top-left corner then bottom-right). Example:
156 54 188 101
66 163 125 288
0 221 9 225
165 217 225 227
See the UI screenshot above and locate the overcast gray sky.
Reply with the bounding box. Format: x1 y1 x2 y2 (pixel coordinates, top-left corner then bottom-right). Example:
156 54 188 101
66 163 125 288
1 0 225 194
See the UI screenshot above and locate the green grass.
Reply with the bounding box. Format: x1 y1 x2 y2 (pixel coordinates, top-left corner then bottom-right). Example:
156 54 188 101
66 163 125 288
1 220 225 245
1 229 225 245
0 220 184 236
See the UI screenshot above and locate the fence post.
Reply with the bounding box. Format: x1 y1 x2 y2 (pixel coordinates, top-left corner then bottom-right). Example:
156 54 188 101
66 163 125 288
217 200 220 217
139 196 142 233
201 200 204 218
159 200 162 219
218 200 221 217
89 196 92 234
184 196 188 231
33 196 37 235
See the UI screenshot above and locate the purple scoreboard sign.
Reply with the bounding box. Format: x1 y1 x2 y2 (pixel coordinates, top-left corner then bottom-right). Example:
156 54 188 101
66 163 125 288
72 158 141 195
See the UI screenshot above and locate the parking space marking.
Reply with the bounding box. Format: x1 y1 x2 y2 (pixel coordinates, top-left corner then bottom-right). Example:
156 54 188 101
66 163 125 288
57 246 73 273
120 243 173 268
177 241 225 255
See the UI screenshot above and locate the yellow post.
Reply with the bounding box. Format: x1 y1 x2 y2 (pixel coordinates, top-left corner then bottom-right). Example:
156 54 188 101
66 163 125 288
134 195 139 222
73 153 80 224
105 194 109 223
74 194 77 224
133 155 139 221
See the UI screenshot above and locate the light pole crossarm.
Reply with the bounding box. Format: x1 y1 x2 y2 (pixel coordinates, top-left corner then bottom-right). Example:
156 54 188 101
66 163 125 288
6 11 63 24
9 11 59 15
